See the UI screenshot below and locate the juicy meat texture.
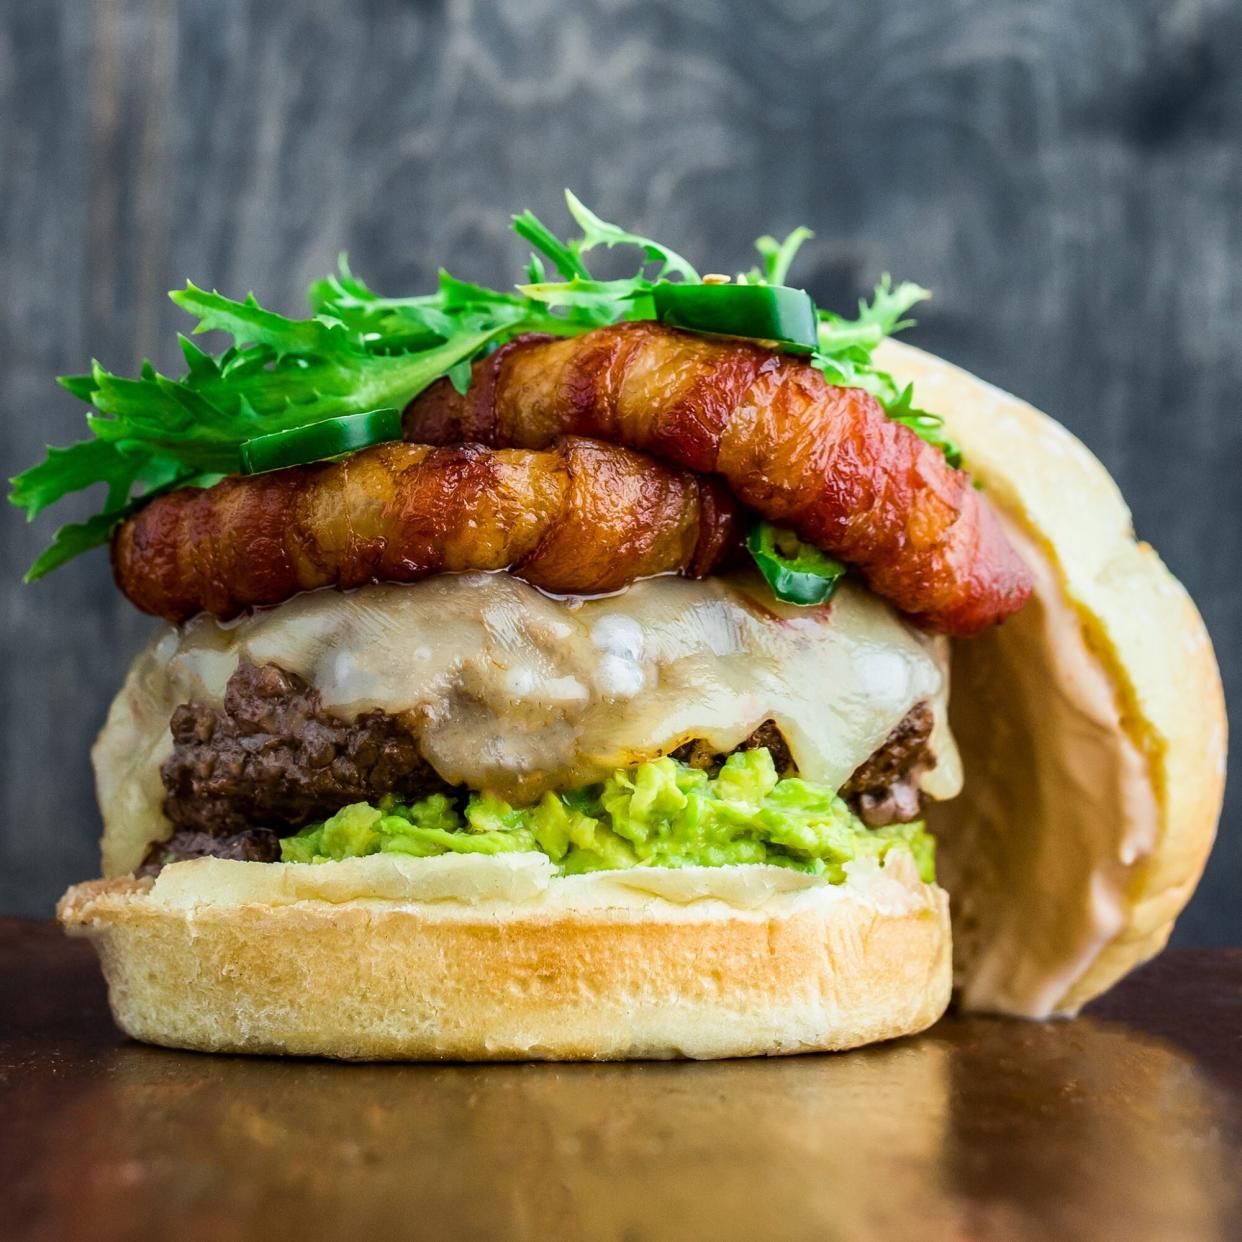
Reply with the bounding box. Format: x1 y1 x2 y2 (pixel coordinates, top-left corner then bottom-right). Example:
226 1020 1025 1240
837 702 934 826
139 828 281 875
113 436 741 624
160 660 448 837
405 324 1033 635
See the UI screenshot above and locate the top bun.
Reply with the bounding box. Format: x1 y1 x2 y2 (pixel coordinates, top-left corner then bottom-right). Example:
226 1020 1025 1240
877 340 1226 1016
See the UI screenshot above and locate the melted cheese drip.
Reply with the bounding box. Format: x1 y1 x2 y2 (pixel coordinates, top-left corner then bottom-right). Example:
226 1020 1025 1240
95 572 960 876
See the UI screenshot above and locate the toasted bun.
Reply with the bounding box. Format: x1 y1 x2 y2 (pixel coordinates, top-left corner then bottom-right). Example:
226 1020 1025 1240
58 853 951 1060
877 340 1226 1016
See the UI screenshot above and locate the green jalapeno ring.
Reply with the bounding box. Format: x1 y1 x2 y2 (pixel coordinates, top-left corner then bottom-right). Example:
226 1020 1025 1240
240 408 403 474
746 520 846 606
653 282 819 353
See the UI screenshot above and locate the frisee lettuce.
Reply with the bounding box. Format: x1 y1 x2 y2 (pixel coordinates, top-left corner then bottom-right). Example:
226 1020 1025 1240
10 191 954 580
744 226 815 286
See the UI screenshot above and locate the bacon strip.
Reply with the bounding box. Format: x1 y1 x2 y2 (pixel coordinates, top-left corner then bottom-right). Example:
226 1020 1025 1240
112 437 741 624
404 323 1032 634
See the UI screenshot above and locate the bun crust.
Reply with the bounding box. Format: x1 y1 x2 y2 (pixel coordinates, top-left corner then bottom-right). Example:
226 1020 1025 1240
57 861 951 1061
878 340 1226 1015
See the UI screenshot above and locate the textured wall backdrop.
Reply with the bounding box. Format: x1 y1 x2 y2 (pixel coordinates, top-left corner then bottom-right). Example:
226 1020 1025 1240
2 0 1238 939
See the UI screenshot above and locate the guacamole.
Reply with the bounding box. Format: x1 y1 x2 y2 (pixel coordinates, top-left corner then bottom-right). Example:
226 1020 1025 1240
279 748 935 883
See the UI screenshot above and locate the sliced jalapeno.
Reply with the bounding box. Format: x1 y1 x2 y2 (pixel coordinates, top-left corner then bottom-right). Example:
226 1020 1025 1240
746 520 846 606
240 408 402 474
653 282 818 352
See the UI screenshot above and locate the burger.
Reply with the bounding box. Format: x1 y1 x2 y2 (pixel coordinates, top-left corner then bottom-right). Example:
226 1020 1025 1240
16 193 1224 1059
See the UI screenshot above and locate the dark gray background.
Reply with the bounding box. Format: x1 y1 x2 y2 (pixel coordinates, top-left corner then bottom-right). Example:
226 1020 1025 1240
1 0 1238 940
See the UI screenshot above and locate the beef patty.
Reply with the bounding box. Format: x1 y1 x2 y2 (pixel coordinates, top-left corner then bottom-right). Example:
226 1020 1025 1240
150 661 448 871
838 703 935 826
146 662 936 871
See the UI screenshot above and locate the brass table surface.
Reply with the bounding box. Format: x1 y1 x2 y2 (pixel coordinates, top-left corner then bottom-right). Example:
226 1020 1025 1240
3 921 1240 1241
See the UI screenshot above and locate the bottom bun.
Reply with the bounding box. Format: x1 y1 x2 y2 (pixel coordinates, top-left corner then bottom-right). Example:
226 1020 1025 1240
57 853 950 1060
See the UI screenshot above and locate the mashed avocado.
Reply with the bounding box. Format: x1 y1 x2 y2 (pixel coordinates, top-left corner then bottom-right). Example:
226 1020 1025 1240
280 748 935 883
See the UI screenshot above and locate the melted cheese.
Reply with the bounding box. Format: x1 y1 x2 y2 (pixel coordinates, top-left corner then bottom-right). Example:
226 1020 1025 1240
96 572 961 876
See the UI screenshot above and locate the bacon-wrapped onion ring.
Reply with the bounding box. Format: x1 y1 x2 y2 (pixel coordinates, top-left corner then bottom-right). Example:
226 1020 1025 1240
405 324 1033 635
112 437 741 624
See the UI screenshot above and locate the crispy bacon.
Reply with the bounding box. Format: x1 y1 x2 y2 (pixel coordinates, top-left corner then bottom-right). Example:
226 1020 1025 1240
112 437 741 624
405 324 1032 634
